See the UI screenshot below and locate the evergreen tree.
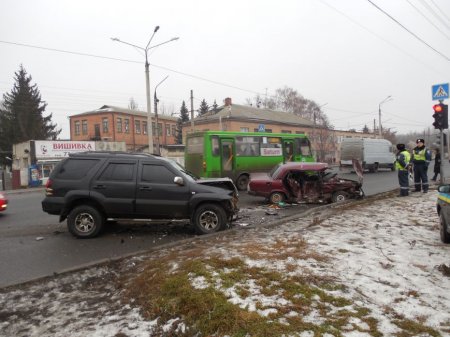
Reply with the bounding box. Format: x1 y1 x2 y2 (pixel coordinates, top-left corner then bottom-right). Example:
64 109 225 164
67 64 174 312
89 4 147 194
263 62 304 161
0 66 61 164
198 99 209 116
212 100 218 113
175 101 190 144
362 125 369 133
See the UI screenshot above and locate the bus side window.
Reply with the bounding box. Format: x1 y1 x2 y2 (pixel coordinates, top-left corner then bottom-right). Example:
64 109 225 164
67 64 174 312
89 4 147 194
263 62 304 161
212 137 220 156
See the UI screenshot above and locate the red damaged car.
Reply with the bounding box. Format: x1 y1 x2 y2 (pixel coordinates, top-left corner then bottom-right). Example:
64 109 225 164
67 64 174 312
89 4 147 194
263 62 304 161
0 192 8 212
247 162 364 204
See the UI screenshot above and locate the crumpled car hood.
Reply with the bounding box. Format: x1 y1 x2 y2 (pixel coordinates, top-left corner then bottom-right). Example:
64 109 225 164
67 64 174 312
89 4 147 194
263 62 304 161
196 177 239 197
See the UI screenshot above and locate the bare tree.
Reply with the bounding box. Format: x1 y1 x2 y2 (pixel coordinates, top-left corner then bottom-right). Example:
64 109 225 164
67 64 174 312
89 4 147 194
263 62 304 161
247 86 329 123
128 97 139 110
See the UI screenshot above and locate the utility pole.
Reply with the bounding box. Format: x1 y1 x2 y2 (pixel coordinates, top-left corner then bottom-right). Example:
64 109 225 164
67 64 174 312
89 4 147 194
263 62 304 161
190 90 194 132
153 75 168 156
111 28 179 154
378 105 382 138
440 128 444 185
378 95 392 139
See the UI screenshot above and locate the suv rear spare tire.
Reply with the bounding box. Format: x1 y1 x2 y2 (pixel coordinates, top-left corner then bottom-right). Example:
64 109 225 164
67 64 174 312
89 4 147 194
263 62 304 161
67 205 104 239
192 203 226 235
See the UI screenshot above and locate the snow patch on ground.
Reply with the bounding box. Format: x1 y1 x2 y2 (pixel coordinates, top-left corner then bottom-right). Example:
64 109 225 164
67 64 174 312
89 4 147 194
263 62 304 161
0 191 449 336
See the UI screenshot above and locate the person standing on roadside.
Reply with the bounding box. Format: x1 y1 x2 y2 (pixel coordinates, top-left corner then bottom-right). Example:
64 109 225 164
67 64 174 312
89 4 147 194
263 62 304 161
411 138 432 193
431 148 441 182
395 144 411 197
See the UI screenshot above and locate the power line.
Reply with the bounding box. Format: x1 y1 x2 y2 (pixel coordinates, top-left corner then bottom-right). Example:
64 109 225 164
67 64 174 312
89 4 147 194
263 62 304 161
318 0 444 73
418 0 450 31
429 0 450 23
0 39 263 97
405 0 450 40
366 0 450 61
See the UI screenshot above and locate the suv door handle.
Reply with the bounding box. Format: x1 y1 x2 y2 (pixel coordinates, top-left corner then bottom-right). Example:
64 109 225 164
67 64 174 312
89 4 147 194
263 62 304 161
139 186 152 191
93 184 106 189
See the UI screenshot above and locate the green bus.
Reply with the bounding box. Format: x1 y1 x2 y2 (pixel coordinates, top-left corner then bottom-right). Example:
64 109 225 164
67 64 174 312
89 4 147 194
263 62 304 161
185 131 314 190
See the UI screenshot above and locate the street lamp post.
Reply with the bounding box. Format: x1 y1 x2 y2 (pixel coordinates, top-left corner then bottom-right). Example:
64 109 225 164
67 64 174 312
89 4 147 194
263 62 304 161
154 75 169 156
111 27 179 154
378 95 392 138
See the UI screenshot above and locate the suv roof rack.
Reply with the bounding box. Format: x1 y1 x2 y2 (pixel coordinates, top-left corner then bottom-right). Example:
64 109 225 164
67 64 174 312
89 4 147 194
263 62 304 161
69 151 161 158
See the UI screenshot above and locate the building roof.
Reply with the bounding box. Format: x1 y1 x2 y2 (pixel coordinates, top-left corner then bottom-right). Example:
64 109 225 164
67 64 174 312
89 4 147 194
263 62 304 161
193 103 314 127
69 105 178 121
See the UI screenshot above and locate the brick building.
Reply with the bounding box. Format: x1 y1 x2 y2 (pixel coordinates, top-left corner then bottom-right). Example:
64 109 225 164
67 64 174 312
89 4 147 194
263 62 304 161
69 105 178 152
183 98 377 163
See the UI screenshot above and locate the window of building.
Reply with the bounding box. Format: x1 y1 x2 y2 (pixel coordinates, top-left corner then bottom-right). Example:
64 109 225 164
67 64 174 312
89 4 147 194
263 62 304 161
124 119 129 133
82 120 88 135
117 118 122 133
135 120 141 134
143 121 147 135
281 130 292 133
152 122 156 135
240 127 249 132
102 117 109 133
157 123 162 136
171 125 176 136
74 121 80 136
166 124 171 136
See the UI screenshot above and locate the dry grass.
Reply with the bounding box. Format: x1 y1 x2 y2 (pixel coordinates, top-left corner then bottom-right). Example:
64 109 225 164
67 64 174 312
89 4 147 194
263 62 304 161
117 229 443 337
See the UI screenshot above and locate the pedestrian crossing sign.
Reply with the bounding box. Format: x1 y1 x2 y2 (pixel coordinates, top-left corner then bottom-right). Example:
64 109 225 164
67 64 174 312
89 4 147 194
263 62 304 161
432 83 449 101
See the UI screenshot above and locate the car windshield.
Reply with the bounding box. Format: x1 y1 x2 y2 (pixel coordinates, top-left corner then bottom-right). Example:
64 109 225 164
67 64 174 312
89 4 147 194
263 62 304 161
167 160 199 182
269 163 284 179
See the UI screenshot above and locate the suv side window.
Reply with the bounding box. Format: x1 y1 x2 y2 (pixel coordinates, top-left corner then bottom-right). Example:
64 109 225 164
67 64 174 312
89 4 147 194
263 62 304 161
54 158 99 180
142 164 175 184
98 162 135 181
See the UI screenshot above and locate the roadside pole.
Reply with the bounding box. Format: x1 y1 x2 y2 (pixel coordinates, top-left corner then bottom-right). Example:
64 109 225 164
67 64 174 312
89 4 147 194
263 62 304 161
440 128 445 185
431 83 449 184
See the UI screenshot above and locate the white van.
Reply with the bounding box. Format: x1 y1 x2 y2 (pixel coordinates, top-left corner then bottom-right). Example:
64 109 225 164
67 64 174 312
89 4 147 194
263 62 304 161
340 138 396 173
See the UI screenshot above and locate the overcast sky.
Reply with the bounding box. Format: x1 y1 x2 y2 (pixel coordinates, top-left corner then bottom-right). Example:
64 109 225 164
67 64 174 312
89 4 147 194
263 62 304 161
1 0 449 139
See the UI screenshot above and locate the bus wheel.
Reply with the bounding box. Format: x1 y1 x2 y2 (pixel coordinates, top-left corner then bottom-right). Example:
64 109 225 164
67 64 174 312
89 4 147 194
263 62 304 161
269 192 285 204
236 174 249 191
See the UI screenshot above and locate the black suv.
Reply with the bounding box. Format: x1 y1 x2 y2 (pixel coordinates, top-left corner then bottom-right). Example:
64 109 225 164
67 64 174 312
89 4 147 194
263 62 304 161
42 152 239 238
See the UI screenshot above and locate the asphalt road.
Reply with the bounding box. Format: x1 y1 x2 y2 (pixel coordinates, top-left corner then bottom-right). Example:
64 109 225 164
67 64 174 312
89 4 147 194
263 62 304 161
0 167 424 288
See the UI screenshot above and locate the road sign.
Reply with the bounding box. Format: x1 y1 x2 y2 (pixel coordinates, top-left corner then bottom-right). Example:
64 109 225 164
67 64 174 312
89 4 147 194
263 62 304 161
258 124 265 132
432 83 449 101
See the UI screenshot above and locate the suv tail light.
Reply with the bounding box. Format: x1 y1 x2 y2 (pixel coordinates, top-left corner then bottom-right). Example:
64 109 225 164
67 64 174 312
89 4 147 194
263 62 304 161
45 179 54 196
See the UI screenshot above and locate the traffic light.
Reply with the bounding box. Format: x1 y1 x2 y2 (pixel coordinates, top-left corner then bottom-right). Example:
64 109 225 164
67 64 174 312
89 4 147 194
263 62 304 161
433 103 448 129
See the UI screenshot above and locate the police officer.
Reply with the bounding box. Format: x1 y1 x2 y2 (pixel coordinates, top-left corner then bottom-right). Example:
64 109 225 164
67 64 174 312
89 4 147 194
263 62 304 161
395 144 411 196
411 138 432 193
